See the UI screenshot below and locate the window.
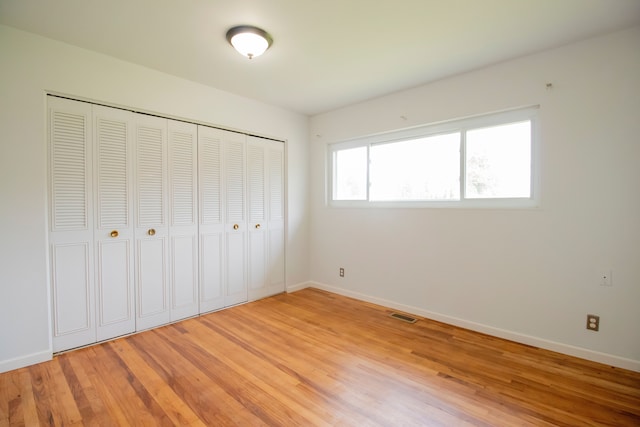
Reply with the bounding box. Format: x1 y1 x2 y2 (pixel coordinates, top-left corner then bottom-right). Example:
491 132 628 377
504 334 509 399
329 107 538 207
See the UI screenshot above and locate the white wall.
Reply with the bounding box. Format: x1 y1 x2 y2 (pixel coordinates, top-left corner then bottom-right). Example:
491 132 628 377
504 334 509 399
309 26 640 370
0 25 310 372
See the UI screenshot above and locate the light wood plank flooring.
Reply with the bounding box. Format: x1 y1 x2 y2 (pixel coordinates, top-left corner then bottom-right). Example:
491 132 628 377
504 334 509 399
1 288 639 426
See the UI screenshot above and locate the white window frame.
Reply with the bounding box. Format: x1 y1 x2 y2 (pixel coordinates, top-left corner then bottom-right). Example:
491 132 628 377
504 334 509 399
327 106 540 208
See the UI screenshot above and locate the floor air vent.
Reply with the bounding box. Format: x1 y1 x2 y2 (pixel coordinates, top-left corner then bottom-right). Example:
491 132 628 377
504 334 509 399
389 312 417 323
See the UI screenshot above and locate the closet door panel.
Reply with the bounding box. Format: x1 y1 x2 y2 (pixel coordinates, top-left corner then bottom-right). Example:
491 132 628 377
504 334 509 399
247 139 267 300
93 105 135 341
134 114 170 330
268 228 285 289
247 137 285 301
224 133 248 306
248 232 266 291
137 238 167 320
169 120 198 320
171 235 198 312
48 97 96 352
200 232 223 310
96 239 132 339
266 142 285 292
198 126 225 312
225 232 247 306
51 242 94 351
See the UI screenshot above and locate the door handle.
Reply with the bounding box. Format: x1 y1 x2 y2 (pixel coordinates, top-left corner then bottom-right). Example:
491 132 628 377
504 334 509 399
110 230 119 238
233 224 239 230
148 228 156 236
255 224 261 229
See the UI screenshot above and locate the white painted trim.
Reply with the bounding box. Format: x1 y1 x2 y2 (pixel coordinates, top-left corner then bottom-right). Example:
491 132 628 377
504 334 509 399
0 350 52 374
308 281 640 372
286 281 311 293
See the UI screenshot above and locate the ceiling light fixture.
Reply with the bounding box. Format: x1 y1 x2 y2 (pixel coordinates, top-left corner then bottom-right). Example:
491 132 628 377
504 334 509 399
226 25 273 59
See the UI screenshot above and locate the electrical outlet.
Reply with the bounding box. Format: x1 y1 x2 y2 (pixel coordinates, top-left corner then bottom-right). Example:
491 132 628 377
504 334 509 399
339 267 344 277
586 314 600 331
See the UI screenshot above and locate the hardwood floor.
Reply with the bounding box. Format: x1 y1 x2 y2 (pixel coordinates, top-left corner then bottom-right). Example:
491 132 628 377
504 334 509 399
1 288 639 426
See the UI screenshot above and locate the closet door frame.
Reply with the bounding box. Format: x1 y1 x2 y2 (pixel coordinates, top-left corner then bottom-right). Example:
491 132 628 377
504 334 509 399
48 95 287 350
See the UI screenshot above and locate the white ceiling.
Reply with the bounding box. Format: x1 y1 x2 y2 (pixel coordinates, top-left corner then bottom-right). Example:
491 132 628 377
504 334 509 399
1 0 639 116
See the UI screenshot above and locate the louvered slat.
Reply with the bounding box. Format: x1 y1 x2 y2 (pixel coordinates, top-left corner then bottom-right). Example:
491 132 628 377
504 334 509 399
248 145 265 222
171 131 194 225
270 149 284 221
137 126 164 226
51 111 88 230
97 118 128 227
225 141 244 222
199 135 222 224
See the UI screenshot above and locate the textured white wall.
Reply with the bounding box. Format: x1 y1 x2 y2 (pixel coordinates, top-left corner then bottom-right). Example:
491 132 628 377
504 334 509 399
309 26 640 369
0 25 310 372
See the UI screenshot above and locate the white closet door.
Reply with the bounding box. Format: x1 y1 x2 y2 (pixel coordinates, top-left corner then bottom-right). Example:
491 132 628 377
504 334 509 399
48 97 96 352
247 137 285 301
247 138 268 301
266 141 286 294
168 120 199 321
198 126 225 313
223 131 248 306
134 114 170 330
93 105 136 341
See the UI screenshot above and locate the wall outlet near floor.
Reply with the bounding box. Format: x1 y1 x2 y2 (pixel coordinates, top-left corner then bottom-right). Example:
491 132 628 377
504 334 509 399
339 267 344 277
586 314 600 331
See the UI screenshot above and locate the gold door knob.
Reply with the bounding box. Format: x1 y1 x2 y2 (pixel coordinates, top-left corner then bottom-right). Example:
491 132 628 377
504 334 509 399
255 224 261 229
148 228 156 236
110 230 119 238
233 224 239 230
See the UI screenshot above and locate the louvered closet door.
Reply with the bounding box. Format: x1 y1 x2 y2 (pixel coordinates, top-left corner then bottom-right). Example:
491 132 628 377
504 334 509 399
168 120 199 321
223 131 248 306
247 137 285 301
48 97 96 352
93 105 136 341
266 140 285 294
198 126 225 313
247 138 268 300
134 114 170 330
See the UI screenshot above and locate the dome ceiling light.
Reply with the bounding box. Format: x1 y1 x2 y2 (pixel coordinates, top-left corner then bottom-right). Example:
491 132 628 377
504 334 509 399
226 25 273 59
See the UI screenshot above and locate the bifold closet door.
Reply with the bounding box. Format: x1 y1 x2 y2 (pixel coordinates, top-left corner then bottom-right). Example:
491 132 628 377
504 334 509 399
134 114 170 330
247 137 285 301
198 126 225 313
93 105 136 341
168 120 199 321
49 97 96 352
247 138 267 299
223 131 248 307
199 126 248 310
266 140 285 294
49 96 285 353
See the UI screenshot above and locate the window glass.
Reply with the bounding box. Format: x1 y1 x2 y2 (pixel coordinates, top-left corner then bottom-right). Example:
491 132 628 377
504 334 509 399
465 121 531 199
370 133 460 201
334 146 367 200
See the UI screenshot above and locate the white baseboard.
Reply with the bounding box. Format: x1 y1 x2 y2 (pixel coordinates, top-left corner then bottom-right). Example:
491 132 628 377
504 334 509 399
0 349 52 374
307 281 640 372
286 281 311 293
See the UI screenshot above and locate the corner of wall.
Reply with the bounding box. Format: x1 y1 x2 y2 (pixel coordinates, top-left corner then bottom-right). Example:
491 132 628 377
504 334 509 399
0 350 52 374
